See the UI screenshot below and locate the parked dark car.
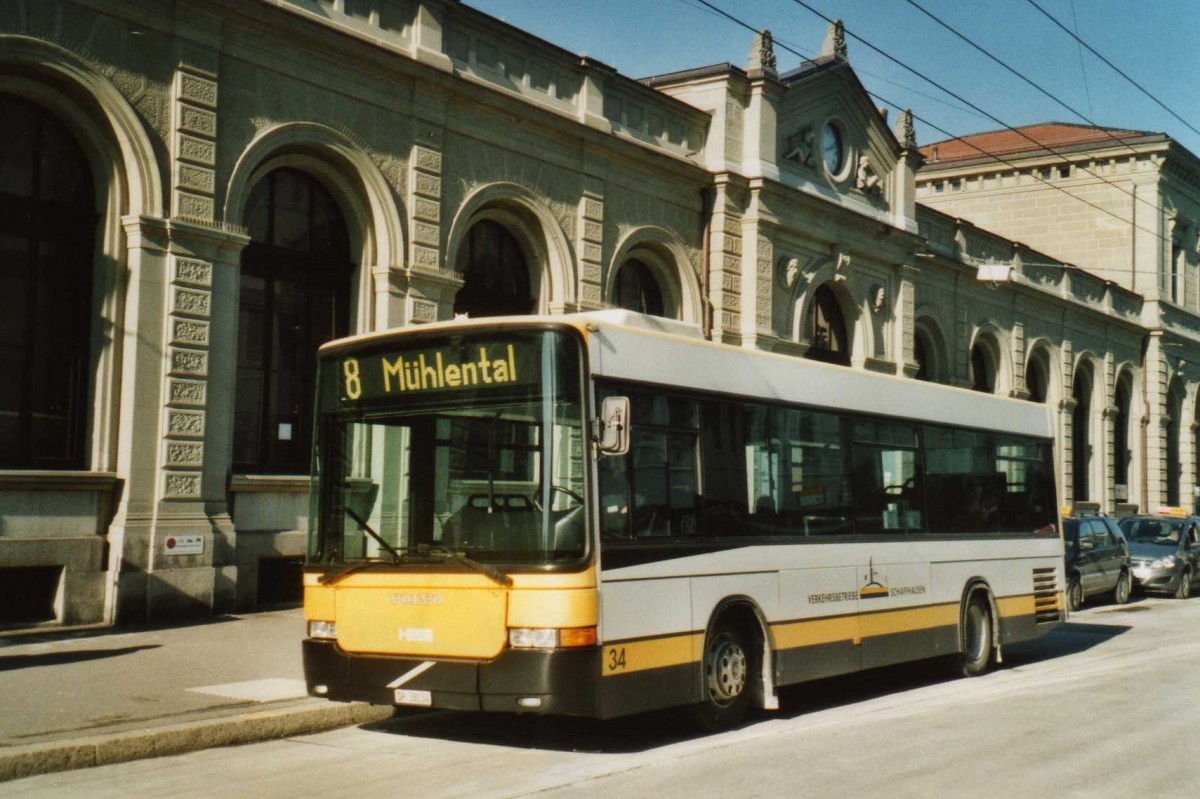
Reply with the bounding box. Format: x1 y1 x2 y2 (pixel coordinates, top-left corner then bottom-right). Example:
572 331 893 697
1063 515 1132 611
1118 514 1200 599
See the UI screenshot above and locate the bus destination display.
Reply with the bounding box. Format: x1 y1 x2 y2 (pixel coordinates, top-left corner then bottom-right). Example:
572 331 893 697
338 340 536 403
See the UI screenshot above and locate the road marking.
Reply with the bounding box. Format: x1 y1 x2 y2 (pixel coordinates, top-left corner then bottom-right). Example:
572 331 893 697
188 678 308 702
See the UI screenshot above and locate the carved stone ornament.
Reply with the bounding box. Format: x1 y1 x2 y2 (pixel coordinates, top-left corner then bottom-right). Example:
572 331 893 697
822 19 848 60
896 108 917 150
870 283 887 313
749 29 778 75
856 155 881 194
834 249 851 281
778 255 807 290
782 126 816 167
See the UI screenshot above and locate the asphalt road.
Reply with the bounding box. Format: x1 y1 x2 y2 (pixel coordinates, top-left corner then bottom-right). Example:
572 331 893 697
8 595 1200 798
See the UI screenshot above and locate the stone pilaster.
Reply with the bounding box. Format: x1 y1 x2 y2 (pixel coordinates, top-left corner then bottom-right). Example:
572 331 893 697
709 179 743 344
172 48 218 224
407 137 446 324
578 186 604 310
896 268 917 377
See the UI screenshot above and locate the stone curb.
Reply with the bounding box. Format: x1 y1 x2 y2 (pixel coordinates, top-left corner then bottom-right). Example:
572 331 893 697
0 700 393 784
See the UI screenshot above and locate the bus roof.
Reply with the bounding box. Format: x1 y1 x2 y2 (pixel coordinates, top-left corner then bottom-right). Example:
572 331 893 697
320 310 1054 438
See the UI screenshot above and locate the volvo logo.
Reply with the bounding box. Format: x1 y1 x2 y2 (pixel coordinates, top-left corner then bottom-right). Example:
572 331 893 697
389 593 443 606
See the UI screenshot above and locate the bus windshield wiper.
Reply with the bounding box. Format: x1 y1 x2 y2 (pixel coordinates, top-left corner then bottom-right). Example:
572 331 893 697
318 559 397 585
344 507 402 562
426 546 513 588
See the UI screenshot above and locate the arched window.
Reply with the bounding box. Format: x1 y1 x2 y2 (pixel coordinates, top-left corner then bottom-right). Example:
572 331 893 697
613 258 665 317
454 219 533 318
1026 349 1049 403
1072 370 1091 502
0 95 95 468
235 167 351 473
970 342 996 393
1114 378 1131 492
913 331 931 381
1167 383 1184 507
805 284 849 366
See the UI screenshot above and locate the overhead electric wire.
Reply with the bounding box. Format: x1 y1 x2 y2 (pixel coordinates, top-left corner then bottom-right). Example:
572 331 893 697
787 0 1165 223
689 0 1174 257
1024 0 1200 142
902 0 1158 165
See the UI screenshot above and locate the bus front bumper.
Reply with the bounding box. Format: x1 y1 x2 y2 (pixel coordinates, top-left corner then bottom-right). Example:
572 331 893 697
302 639 600 717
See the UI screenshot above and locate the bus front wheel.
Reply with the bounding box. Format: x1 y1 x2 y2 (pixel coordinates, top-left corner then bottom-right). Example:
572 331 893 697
690 620 752 731
955 594 994 678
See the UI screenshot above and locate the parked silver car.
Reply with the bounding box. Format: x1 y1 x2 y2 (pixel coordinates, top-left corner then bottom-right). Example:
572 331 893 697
1118 514 1200 599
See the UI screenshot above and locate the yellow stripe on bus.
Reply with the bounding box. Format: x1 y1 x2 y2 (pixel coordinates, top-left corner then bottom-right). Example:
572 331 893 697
602 594 1048 676
601 633 702 676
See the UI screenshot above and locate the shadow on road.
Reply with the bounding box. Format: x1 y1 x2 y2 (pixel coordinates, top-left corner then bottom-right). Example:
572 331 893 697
363 609 1135 754
0 644 162 672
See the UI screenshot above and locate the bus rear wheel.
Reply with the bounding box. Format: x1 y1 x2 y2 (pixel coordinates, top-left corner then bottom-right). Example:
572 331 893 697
690 621 752 731
955 594 994 678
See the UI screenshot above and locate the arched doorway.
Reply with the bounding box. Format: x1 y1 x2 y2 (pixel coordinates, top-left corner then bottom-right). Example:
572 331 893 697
453 219 533 318
235 167 352 473
0 94 95 468
805 284 849 366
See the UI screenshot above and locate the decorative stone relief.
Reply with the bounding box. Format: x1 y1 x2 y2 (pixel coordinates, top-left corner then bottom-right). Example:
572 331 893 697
164 472 203 500
175 257 213 287
168 410 206 438
782 126 816 168
856 156 882 194
166 441 205 468
170 348 208 377
169 379 207 407
173 286 211 318
171 319 210 347
578 189 605 310
410 139 444 277
410 297 438 323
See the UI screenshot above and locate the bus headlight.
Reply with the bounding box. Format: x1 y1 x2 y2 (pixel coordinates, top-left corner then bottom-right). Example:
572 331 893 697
509 627 597 649
308 620 337 640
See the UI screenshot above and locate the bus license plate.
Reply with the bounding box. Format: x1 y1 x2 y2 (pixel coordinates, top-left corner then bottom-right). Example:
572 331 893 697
394 689 432 707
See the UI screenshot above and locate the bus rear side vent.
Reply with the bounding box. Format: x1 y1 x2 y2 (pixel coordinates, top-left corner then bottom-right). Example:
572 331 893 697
1032 566 1060 624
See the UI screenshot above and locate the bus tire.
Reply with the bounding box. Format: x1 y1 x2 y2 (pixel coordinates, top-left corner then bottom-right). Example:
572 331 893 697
955 593 994 678
690 620 752 732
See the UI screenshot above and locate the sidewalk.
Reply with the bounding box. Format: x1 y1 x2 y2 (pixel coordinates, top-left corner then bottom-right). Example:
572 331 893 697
0 608 390 783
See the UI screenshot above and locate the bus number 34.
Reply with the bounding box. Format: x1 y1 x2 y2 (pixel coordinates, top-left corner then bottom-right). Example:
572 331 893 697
606 647 627 672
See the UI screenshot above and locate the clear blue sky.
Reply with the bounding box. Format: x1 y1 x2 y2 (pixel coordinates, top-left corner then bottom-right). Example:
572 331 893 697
466 0 1200 155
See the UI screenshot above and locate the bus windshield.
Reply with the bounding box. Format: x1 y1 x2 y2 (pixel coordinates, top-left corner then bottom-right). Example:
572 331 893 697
308 329 587 568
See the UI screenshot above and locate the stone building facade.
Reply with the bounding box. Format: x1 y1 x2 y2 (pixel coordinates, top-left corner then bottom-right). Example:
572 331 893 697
0 0 1170 627
918 123 1200 516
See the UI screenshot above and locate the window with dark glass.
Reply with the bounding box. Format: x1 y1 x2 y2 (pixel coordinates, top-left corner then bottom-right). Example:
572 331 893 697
235 168 351 473
914 330 931 381
1072 373 1091 501
598 388 698 540
1026 355 1047 403
849 421 923 533
0 95 95 469
806 284 849 366
1115 382 1131 489
1167 387 1182 506
453 219 533 318
614 258 665 317
970 345 995 393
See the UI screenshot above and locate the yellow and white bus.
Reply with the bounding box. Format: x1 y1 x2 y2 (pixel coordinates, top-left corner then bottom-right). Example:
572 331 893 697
303 311 1063 728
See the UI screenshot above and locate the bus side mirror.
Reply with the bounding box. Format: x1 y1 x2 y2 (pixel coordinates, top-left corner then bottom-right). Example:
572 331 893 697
596 396 630 457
